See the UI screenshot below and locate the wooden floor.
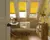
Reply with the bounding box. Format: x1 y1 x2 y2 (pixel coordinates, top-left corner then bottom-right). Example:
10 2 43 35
11 35 41 40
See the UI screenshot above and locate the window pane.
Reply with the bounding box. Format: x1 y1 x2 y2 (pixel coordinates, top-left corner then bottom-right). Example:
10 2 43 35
19 12 27 18
29 2 38 18
19 2 27 18
29 14 37 18
10 14 16 19
10 1 16 19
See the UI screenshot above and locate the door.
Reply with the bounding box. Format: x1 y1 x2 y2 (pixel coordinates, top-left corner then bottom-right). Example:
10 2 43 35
0 0 6 40
0 0 10 40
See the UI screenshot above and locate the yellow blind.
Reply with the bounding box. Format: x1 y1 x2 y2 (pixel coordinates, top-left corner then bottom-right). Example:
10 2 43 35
19 2 26 11
30 2 38 13
10 1 15 14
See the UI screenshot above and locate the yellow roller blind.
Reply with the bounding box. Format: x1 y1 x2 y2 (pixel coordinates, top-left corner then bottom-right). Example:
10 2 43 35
19 2 26 11
30 2 38 13
10 1 15 14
